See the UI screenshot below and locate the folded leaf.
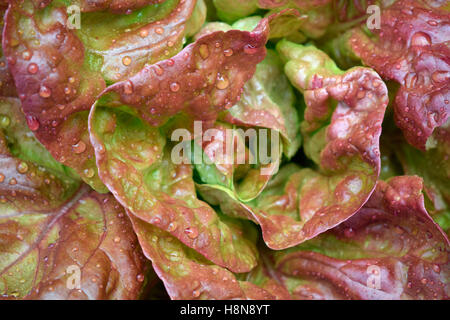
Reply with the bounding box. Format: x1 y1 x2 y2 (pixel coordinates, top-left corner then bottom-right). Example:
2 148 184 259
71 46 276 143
95 16 271 129
270 176 449 300
193 122 282 202
0 98 148 299
89 107 259 273
221 49 301 158
347 0 450 151
2 0 202 190
129 213 289 299
200 42 388 250
188 19 300 202
88 17 281 273
394 129 450 236
337 0 450 236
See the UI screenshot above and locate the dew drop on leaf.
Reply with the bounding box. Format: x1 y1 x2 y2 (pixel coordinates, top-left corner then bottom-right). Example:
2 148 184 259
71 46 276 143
26 115 40 131
216 74 229 90
199 44 209 59
122 56 132 66
27 63 38 74
39 86 52 98
17 162 28 174
0 115 10 128
170 82 180 92
136 274 145 282
185 227 199 239
72 141 86 154
223 48 233 57
410 32 432 46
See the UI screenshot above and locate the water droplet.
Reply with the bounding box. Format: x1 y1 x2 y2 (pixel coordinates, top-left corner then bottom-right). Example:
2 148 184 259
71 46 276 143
26 115 40 131
427 20 438 26
224 48 233 57
151 217 161 224
64 87 71 95
27 63 38 74
122 56 132 66
39 86 52 98
136 274 145 282
410 32 431 46
155 27 164 35
170 82 180 92
139 29 149 38
199 44 209 59
192 290 201 298
17 162 28 174
216 74 229 90
72 141 86 154
167 222 177 232
0 174 4 183
113 236 121 243
244 44 258 55
68 77 76 84
123 80 134 95
84 168 95 178
0 115 10 128
153 65 164 76
421 278 428 284
184 227 198 239
432 264 440 273
22 50 32 60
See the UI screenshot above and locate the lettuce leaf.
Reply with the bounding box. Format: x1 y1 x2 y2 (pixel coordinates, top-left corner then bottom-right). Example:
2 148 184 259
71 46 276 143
270 176 449 300
199 42 388 250
0 98 148 299
2 0 203 190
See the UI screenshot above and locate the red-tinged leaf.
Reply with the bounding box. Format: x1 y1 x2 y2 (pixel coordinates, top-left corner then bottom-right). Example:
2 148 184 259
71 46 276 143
0 99 148 299
271 176 449 300
129 214 288 300
86 0 200 82
387 125 450 236
2 0 107 190
2 0 202 190
89 107 260 273
1 187 149 300
200 42 388 250
220 49 301 158
0 3 16 97
348 0 450 150
192 122 282 203
95 16 270 129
